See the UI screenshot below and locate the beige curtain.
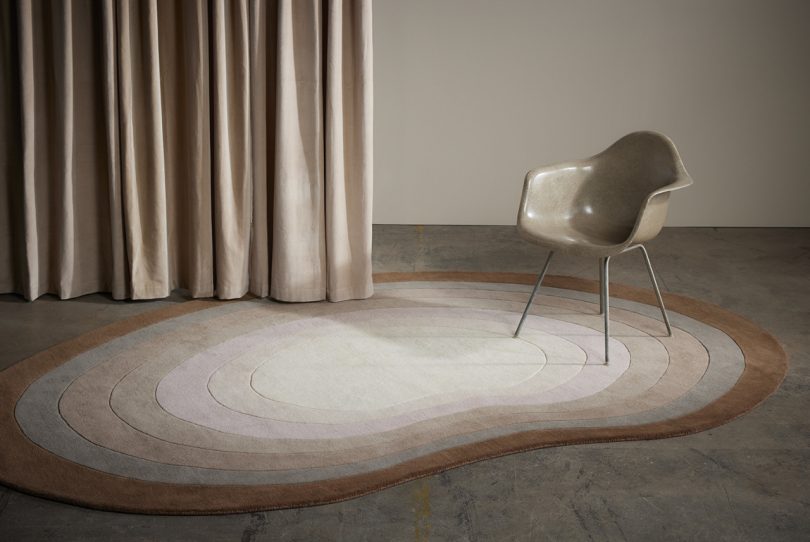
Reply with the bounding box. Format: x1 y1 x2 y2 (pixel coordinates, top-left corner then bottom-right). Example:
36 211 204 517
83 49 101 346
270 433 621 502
0 0 373 302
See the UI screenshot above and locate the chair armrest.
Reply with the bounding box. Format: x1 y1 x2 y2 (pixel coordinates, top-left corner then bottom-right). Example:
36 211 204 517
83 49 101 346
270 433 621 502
627 175 693 245
650 175 693 197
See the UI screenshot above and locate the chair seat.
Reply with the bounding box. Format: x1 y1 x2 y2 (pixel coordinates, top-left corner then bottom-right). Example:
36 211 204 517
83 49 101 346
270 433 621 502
517 220 632 257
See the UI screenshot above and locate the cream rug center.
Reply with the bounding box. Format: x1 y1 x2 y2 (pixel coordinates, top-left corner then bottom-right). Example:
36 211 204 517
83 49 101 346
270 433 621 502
249 324 546 411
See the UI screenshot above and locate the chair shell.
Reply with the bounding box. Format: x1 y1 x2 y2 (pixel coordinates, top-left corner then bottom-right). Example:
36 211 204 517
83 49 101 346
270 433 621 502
517 131 692 258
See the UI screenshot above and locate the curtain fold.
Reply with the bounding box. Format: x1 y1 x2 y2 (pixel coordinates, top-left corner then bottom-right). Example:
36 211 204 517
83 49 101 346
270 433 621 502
272 0 324 302
0 0 372 302
325 0 373 301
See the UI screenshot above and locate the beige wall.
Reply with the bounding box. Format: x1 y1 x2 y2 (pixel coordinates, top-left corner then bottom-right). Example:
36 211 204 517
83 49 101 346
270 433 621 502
373 0 810 226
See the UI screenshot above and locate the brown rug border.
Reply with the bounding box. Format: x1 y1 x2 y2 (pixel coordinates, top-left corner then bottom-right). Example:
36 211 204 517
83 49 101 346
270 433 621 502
0 272 788 515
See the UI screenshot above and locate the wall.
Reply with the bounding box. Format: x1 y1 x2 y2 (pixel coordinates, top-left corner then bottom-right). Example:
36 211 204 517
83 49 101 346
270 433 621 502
372 0 810 226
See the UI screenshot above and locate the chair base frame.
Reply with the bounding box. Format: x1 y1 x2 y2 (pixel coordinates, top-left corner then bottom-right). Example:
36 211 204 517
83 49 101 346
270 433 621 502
513 245 672 364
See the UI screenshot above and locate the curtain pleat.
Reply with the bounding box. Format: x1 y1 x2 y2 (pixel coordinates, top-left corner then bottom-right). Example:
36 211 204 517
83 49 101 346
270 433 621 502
101 0 128 299
211 0 252 299
16 0 38 300
247 0 276 298
0 1 24 294
325 0 373 301
118 0 172 299
271 0 325 301
154 0 214 298
0 0 372 302
55 0 75 297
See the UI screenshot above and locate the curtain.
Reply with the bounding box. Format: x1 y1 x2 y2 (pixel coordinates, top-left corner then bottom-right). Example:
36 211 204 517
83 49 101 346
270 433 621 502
0 0 373 302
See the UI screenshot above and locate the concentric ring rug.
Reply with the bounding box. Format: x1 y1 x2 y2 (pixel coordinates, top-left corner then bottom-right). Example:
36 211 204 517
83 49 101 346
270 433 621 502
0 272 787 514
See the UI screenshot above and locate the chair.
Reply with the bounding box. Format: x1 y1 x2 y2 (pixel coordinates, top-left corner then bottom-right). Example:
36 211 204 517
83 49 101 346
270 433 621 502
513 131 693 363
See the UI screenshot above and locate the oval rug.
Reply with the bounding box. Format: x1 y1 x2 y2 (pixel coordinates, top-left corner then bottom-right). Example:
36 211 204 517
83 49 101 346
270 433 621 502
0 272 787 514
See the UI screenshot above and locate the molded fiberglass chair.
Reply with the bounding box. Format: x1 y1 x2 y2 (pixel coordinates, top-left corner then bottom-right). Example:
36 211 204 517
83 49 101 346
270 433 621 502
513 131 693 363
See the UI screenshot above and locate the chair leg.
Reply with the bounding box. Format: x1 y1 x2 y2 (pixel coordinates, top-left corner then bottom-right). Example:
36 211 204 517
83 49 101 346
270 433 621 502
598 258 605 314
601 256 611 364
637 245 673 337
514 251 554 338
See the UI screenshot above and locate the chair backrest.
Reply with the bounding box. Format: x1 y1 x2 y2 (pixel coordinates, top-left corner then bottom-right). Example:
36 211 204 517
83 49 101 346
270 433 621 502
570 131 686 243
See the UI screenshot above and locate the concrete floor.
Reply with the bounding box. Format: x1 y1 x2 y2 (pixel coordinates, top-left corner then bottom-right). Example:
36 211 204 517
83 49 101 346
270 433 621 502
0 226 808 541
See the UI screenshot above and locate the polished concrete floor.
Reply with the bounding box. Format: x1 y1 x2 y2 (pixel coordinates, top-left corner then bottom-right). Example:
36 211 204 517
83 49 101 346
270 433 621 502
0 226 808 541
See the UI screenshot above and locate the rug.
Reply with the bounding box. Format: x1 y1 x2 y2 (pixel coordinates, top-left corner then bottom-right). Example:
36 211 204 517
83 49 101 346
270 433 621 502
0 272 787 514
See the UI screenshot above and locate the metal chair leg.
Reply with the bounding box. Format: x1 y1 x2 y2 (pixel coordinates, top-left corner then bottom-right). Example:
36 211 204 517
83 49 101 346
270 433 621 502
598 258 605 314
637 245 672 336
601 256 611 364
514 251 554 338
